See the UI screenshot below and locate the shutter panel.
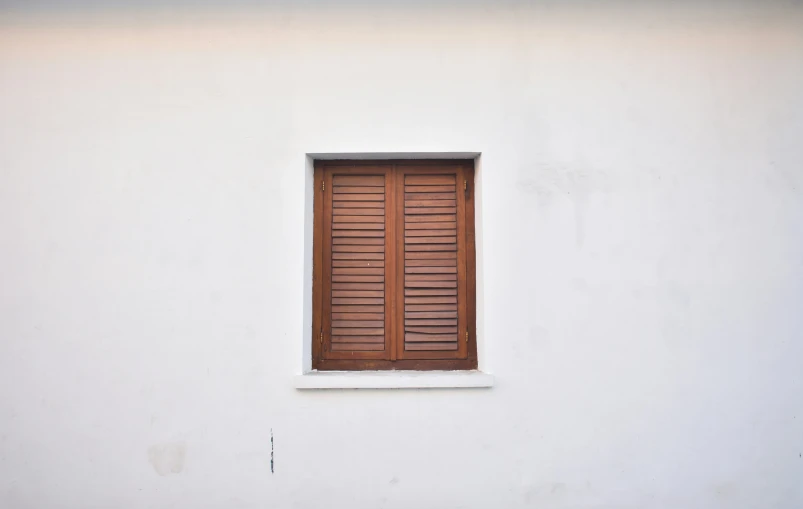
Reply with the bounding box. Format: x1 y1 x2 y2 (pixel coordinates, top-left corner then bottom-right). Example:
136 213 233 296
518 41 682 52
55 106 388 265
395 166 468 359
322 167 393 360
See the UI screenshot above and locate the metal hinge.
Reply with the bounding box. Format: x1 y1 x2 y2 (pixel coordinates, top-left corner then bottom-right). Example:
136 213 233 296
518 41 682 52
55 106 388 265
322 181 325 191
320 330 323 345
466 331 469 343
464 179 467 191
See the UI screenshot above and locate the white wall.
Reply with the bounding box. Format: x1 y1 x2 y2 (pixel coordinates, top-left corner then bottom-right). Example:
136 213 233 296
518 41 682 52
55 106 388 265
1 2 802 508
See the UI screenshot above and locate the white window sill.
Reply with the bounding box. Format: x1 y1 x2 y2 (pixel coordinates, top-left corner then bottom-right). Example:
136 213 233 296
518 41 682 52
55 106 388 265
294 370 494 390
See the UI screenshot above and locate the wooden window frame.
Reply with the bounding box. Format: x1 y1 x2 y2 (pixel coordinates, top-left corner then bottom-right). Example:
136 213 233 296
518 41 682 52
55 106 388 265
312 159 478 371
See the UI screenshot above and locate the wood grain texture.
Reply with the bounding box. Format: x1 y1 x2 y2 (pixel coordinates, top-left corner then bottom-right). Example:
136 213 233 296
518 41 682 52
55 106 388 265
333 223 385 230
331 335 385 343
331 343 384 351
333 201 385 208
405 185 455 193
406 214 456 222
405 319 458 326
332 297 384 305
405 259 457 267
405 266 457 274
332 267 384 275
405 236 457 244
331 282 384 290
464 163 478 365
404 288 457 296
332 208 385 215
312 162 324 367
332 237 384 244
332 193 385 202
332 260 385 267
332 305 385 313
332 244 384 252
404 207 457 215
332 328 384 335
405 251 457 259
406 342 459 351
405 244 457 252
405 223 457 230
334 215 385 223
333 186 384 194
332 252 384 260
332 175 384 186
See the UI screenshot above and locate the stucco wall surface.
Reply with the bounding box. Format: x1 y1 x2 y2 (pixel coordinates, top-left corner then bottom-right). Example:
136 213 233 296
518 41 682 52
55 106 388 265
1 2 802 508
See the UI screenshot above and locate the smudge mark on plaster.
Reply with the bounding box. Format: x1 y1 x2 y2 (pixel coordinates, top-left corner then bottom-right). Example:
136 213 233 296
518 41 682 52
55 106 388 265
270 429 274 474
147 442 186 476
550 482 567 495
515 162 611 250
389 476 399 485
712 482 738 498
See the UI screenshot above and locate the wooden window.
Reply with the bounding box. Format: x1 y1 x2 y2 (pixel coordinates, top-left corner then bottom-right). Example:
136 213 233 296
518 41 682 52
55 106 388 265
312 160 477 370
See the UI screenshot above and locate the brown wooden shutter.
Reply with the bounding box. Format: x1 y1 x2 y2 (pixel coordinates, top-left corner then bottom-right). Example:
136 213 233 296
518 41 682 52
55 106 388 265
394 165 469 360
313 160 476 370
320 166 393 360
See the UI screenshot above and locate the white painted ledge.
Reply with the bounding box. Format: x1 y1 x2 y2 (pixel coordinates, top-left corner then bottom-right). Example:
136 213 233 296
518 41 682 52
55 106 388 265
294 371 494 390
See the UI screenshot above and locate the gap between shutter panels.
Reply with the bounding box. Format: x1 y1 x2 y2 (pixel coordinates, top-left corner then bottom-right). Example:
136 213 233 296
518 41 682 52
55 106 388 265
401 173 461 353
329 174 387 353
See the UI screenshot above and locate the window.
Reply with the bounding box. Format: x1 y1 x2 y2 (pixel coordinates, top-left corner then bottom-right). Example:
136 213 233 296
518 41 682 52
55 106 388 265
312 160 477 370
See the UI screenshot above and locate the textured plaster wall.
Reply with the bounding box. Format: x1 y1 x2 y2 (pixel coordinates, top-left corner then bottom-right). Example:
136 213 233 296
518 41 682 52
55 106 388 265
1 2 802 508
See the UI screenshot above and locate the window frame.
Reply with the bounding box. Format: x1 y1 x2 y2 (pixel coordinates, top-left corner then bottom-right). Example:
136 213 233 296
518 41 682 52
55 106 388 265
312 159 478 371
